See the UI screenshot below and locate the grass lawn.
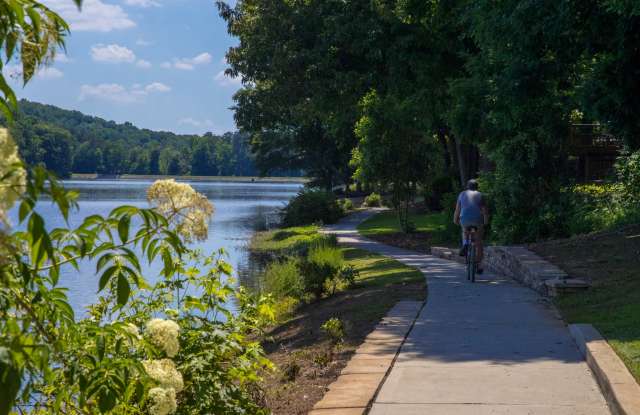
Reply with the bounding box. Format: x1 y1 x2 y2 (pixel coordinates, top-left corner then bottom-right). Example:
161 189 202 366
530 225 640 381
357 210 456 251
249 225 328 254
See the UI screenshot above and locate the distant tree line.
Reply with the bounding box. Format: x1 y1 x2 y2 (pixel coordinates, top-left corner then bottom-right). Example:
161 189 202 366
1 100 302 178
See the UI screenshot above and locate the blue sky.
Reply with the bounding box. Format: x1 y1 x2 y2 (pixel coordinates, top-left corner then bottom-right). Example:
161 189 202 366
11 0 240 135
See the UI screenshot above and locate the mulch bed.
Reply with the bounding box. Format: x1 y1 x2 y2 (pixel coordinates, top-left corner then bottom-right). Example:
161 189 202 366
528 224 640 285
261 282 425 414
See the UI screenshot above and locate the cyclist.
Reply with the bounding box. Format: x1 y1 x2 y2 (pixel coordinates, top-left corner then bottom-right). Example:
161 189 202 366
453 179 489 274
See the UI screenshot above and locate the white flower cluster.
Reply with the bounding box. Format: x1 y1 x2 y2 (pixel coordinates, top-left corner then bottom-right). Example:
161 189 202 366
124 322 140 339
142 359 184 392
143 319 183 415
0 129 26 228
146 318 180 357
147 387 177 415
147 179 214 242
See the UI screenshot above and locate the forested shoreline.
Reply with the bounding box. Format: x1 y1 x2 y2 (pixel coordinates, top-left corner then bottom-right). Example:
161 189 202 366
1 100 302 179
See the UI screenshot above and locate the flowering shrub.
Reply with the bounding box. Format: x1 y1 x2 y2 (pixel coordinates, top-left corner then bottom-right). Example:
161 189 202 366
0 129 274 414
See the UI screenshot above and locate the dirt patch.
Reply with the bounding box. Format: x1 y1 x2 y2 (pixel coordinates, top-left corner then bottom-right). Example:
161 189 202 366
529 224 640 285
365 232 438 254
261 281 425 414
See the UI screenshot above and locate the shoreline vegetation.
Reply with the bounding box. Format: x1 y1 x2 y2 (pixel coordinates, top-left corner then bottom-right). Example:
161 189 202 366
70 173 309 183
248 223 425 414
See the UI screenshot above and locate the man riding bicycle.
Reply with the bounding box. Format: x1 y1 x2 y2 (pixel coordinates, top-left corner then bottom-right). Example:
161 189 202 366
453 179 489 274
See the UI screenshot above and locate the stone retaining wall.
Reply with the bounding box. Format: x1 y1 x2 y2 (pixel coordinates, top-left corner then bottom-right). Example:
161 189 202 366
430 245 588 296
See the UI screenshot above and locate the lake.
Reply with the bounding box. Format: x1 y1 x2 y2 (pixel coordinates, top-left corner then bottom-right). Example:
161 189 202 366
11 179 303 315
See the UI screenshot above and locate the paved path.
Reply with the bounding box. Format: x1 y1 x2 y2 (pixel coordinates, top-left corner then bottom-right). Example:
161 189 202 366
324 210 609 415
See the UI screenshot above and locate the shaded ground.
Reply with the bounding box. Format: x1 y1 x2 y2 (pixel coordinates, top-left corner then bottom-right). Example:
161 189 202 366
261 247 425 414
530 224 640 381
357 210 456 253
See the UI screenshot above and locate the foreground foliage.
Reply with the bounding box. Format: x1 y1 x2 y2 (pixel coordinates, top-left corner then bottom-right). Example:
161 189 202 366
0 130 274 414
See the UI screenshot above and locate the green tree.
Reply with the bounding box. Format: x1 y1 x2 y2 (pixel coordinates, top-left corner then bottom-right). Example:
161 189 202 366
352 91 438 231
0 0 81 118
190 137 217 176
73 141 101 173
32 123 73 177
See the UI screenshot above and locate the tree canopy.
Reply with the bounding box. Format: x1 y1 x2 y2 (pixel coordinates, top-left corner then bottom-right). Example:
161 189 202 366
219 0 640 242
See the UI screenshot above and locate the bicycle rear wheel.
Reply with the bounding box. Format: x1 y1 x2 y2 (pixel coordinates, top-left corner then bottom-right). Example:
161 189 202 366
469 242 476 283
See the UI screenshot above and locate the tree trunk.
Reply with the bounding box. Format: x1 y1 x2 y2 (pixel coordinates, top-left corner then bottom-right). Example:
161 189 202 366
437 129 452 175
453 134 467 187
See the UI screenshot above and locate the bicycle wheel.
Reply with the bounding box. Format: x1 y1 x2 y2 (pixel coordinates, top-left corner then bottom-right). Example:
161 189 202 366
465 246 471 281
469 242 476 283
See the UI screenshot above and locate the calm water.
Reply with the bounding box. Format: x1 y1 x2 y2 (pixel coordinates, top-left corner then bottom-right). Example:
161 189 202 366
11 180 302 315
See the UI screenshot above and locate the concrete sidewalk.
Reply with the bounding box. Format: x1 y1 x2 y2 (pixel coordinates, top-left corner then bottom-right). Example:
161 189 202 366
324 210 610 415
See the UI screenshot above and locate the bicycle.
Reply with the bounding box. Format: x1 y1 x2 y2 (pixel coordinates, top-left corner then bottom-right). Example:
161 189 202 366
464 226 479 283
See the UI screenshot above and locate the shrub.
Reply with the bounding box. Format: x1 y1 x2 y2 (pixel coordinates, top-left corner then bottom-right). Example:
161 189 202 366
425 175 454 210
321 318 345 344
568 184 616 234
338 264 359 288
363 192 383 207
282 188 344 226
298 245 344 299
615 150 640 208
262 257 304 301
338 198 354 212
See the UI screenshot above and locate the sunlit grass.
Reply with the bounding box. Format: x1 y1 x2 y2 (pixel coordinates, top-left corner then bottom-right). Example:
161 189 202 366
250 225 331 254
357 210 454 245
555 272 640 381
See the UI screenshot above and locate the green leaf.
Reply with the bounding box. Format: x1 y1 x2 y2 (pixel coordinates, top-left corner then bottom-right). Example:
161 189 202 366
96 335 105 361
117 215 130 244
98 387 117 413
98 266 118 292
116 273 130 306
0 347 21 415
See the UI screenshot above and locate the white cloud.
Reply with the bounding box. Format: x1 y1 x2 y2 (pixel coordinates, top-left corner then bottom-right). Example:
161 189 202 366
79 82 171 103
36 67 64 80
79 83 136 103
214 70 242 87
55 54 72 63
174 61 195 71
124 0 160 7
191 53 212 65
91 44 136 63
136 39 152 46
145 82 171 93
136 59 152 68
163 52 212 70
178 117 214 128
43 0 135 32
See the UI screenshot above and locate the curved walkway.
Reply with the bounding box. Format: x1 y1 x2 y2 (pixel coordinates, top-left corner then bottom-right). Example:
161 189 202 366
324 210 610 415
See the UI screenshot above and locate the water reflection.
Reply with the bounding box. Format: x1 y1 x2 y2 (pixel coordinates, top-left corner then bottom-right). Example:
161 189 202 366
10 179 302 315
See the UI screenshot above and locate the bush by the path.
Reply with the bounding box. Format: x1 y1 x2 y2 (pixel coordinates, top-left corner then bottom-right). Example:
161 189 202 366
282 188 344 226
299 244 345 299
363 192 382 207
